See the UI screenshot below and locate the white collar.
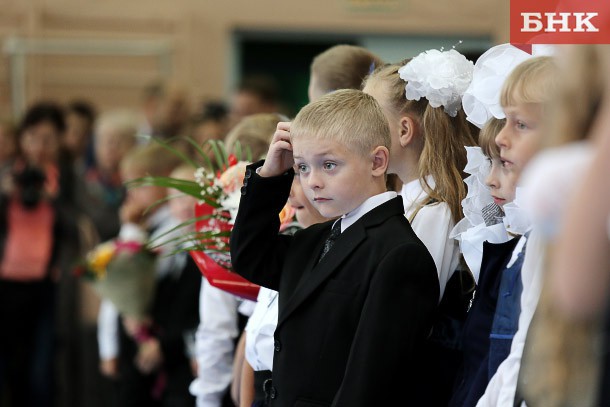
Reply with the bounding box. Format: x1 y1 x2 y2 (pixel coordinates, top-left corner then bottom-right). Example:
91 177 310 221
401 175 435 206
503 187 531 235
338 191 398 233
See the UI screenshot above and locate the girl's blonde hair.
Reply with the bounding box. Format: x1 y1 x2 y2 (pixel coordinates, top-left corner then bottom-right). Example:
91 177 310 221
224 113 283 160
364 62 478 223
479 118 505 160
500 56 559 108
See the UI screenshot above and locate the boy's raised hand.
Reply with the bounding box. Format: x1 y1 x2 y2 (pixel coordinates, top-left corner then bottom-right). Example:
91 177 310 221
259 122 294 177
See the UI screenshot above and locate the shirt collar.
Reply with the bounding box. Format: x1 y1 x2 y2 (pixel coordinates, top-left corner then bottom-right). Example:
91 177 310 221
338 191 398 233
400 175 435 206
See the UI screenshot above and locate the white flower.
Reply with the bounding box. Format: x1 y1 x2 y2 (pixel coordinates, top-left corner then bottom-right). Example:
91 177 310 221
398 49 474 117
219 189 242 225
194 167 207 187
462 44 555 128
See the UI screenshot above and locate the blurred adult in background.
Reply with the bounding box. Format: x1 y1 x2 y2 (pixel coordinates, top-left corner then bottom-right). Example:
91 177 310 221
229 75 280 129
191 101 229 147
139 82 192 141
0 101 81 407
64 100 97 175
79 110 138 242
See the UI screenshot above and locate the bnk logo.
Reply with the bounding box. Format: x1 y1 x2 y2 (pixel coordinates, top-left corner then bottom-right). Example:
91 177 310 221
521 12 598 32
510 0 610 46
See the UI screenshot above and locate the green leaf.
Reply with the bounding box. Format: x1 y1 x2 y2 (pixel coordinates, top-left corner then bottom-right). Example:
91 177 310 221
182 137 214 170
126 176 202 198
234 140 243 162
208 140 227 170
151 136 199 168
147 214 219 245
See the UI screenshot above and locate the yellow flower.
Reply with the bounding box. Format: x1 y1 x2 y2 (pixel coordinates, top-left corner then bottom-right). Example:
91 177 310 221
88 242 116 277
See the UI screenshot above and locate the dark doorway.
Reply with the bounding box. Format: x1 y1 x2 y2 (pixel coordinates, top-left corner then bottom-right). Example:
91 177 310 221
237 33 358 116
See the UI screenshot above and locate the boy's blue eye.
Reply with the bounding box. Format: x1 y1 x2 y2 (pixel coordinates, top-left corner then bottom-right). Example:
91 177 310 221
297 164 310 174
323 162 337 170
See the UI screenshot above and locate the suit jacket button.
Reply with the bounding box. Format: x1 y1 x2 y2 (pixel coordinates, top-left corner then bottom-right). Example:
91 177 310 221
274 340 281 352
244 168 252 179
270 386 277 399
241 186 247 196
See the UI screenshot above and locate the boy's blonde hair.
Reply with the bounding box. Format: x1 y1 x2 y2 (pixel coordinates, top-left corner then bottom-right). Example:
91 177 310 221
311 45 384 94
96 110 138 144
363 62 478 223
224 113 283 160
500 56 559 107
479 118 505 159
121 144 182 177
291 89 390 158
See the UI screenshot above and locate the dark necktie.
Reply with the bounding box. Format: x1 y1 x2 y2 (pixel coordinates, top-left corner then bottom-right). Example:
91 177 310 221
318 220 342 264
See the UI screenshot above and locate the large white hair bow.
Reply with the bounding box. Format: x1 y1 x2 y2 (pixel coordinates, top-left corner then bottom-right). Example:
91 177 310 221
398 49 474 117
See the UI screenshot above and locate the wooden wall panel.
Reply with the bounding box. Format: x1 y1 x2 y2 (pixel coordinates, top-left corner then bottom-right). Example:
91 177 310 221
0 0 506 118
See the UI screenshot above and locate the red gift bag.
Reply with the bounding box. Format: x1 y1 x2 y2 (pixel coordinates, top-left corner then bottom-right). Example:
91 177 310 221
190 202 259 301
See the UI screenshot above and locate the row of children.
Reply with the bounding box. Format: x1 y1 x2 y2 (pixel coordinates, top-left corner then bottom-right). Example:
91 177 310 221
226 44 610 407
3 39 604 407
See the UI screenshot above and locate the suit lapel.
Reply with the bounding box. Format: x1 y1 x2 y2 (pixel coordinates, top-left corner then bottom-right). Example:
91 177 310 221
277 196 405 328
277 223 366 327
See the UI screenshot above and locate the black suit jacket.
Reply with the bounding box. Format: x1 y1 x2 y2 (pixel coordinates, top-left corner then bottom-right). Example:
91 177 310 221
230 162 439 407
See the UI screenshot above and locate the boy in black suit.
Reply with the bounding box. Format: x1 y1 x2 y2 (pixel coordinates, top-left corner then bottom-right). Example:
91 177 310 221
230 89 439 407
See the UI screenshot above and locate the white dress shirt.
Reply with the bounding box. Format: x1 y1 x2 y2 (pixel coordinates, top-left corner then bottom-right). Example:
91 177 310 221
339 191 397 232
189 278 255 407
244 287 279 372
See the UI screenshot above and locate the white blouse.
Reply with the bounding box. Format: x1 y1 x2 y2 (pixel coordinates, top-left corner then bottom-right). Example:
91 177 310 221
244 287 279 372
401 177 461 300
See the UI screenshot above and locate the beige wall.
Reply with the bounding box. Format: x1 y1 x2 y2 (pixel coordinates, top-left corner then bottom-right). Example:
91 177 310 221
0 0 508 117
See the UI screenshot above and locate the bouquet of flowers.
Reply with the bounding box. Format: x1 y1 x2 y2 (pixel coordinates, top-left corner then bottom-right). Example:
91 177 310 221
74 240 158 321
132 139 295 301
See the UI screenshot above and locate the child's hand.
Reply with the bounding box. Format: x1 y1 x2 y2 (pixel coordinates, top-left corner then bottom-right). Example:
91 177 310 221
122 315 151 338
259 122 294 177
136 338 163 374
120 198 147 225
100 357 118 378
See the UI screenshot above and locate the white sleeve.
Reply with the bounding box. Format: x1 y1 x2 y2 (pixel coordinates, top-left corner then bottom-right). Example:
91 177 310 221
189 278 240 407
97 299 119 360
476 230 546 407
410 202 461 299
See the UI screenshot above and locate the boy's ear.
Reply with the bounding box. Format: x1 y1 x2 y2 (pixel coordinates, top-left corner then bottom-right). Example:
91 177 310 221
371 146 389 177
398 116 417 147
